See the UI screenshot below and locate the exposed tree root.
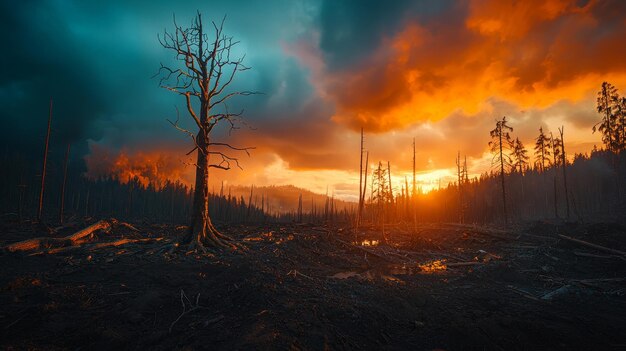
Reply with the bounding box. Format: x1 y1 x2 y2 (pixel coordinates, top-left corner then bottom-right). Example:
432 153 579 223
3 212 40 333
178 218 243 254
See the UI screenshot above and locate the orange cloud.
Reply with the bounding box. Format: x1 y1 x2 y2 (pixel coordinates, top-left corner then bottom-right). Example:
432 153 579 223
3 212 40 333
301 0 626 133
83 0 626 201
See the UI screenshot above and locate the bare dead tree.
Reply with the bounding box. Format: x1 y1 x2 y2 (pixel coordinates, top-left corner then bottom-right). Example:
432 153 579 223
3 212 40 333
456 150 463 223
412 138 417 198
297 193 303 223
387 161 393 202
361 151 369 213
157 12 257 251
357 128 364 228
38 98 53 223
550 132 562 219
412 138 418 229
59 143 70 225
558 126 570 219
534 127 551 213
594 82 619 152
489 116 514 226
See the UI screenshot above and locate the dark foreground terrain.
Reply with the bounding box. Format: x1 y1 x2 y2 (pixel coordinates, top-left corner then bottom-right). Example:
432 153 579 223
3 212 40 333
0 219 625 350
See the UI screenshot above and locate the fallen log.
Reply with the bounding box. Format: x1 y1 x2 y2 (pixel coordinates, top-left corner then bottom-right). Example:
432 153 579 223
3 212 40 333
44 237 164 254
5 219 112 252
557 234 626 257
66 219 113 241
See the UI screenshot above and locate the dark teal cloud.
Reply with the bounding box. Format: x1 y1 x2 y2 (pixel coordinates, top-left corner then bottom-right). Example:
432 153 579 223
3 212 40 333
0 0 319 159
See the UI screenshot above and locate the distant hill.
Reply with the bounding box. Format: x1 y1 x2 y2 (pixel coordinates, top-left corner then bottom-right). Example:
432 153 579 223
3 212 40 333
219 184 356 214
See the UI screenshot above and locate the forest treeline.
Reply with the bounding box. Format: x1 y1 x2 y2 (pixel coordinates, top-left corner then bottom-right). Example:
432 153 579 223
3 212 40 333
357 81 626 227
0 153 350 225
1 82 625 226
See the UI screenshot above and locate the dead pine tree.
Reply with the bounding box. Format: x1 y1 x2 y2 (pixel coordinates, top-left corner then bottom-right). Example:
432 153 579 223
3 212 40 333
512 138 529 175
456 151 464 224
38 98 53 223
297 193 303 223
157 12 257 251
489 116 514 227
511 137 530 215
594 82 622 200
357 127 364 228
59 143 71 225
534 127 552 213
412 138 417 230
594 81 619 153
404 176 409 221
372 162 389 242
361 151 369 225
558 126 570 219
387 161 393 222
550 132 562 219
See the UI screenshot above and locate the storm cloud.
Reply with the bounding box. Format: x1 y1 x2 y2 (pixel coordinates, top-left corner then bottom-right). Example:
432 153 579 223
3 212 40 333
1 0 624 197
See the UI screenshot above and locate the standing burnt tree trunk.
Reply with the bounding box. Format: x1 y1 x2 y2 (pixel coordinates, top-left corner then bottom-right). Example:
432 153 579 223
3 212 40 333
158 12 255 251
534 127 552 214
38 98 53 223
489 116 514 227
550 132 562 219
558 126 570 219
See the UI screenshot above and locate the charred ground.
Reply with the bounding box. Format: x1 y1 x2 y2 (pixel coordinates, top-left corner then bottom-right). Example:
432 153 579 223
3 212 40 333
1 219 625 350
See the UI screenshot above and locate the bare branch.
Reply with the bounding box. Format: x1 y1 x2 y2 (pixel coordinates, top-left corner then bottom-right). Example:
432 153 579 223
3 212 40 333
208 142 255 156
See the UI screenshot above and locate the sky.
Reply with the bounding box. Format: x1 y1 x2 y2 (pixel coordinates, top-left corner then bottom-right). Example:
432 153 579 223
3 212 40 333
2 0 626 201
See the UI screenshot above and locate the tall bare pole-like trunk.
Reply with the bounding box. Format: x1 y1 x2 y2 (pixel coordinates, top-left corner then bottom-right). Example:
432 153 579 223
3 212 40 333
297 193 303 223
404 176 409 221
550 133 559 219
412 138 416 198
18 182 26 223
59 143 71 225
540 139 548 214
456 151 463 223
38 98 53 222
387 161 393 222
559 126 570 219
387 161 393 197
357 127 364 227
498 131 508 227
361 151 369 210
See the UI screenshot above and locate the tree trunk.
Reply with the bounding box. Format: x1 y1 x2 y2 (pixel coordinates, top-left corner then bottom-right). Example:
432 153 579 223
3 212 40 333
499 133 508 227
185 134 235 251
560 127 570 219
38 98 53 223
357 128 364 227
59 143 70 225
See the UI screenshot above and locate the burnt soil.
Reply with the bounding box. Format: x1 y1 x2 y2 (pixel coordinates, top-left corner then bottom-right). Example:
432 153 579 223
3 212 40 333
0 219 625 350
